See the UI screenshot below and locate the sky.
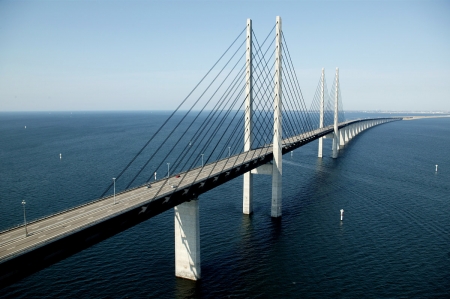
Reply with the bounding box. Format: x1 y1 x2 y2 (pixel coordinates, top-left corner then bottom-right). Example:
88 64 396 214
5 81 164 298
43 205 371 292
0 0 449 112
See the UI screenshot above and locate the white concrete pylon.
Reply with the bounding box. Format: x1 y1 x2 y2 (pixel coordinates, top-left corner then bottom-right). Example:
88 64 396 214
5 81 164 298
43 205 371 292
318 68 325 158
332 67 339 159
271 16 283 218
243 18 253 215
175 198 201 280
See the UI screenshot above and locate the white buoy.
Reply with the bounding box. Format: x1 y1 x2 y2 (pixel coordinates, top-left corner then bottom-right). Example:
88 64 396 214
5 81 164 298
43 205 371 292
340 209 344 221
24 126 26 129
436 165 438 172
154 172 157 181
291 151 293 157
60 153 62 159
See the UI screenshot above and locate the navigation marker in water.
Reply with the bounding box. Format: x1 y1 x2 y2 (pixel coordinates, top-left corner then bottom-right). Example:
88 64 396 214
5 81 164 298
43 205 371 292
340 209 344 221
60 153 62 160
436 164 438 172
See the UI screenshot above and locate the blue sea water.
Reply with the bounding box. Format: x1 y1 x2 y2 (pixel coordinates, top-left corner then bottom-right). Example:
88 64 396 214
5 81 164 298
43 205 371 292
0 111 449 298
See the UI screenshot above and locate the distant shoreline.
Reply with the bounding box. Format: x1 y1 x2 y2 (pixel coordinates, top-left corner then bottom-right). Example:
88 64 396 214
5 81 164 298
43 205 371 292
1 110 449 114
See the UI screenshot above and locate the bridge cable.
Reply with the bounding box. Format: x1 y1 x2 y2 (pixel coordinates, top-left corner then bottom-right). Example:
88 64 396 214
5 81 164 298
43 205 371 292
281 33 317 136
129 42 247 188
100 26 246 196
196 28 277 183
144 68 248 197
163 62 248 181
281 33 316 137
145 34 268 193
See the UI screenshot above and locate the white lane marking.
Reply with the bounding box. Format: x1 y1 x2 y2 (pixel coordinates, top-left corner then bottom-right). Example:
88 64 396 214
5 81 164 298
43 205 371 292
38 235 46 239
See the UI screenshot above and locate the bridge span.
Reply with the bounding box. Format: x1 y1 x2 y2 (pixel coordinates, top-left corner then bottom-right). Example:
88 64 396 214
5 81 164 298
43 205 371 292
0 118 399 286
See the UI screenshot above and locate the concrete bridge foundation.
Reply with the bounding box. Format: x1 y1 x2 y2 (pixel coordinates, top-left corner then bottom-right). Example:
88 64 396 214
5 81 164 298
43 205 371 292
174 198 201 280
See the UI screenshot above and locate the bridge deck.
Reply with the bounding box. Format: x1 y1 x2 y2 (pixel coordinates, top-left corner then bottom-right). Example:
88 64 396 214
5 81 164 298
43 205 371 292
1 118 403 264
0 119 401 287
0 126 330 264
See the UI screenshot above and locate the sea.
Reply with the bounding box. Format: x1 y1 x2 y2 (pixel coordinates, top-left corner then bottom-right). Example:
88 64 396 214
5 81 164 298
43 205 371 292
0 111 449 298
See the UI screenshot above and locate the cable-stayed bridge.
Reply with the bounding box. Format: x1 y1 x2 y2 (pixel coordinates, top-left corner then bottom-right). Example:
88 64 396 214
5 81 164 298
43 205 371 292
0 17 402 287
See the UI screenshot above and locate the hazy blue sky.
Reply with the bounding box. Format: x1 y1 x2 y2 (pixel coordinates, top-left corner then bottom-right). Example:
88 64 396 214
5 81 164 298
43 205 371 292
1 0 449 111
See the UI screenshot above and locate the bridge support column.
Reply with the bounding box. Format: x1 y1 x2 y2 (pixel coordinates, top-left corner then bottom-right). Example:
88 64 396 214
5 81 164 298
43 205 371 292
344 126 349 143
271 16 283 218
339 129 345 147
318 68 325 158
243 18 253 215
175 198 201 280
332 68 339 159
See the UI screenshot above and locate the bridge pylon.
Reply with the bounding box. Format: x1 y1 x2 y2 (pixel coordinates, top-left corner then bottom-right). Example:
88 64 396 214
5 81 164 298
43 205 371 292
271 16 283 217
244 16 283 218
332 67 340 158
318 68 325 158
243 18 253 215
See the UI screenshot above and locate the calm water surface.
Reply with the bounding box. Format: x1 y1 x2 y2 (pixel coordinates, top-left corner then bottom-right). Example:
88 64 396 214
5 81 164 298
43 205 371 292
0 112 449 298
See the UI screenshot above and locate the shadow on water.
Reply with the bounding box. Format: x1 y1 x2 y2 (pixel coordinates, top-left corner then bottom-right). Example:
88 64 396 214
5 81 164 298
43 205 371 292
175 277 201 299
239 214 254 244
284 155 344 211
269 217 283 242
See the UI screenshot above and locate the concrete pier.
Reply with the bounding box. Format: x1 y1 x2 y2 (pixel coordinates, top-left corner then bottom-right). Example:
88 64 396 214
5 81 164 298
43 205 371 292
344 126 349 143
339 129 345 147
175 199 201 280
